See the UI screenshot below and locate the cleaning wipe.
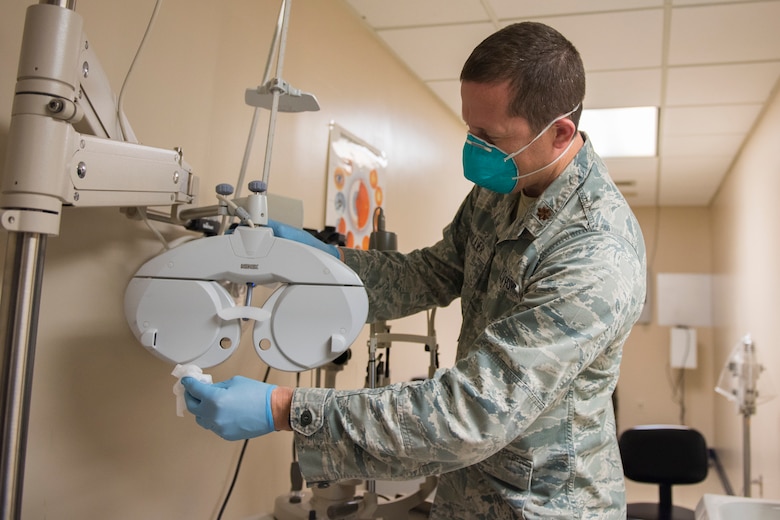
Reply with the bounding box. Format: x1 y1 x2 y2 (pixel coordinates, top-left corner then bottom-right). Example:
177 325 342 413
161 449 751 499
171 363 212 417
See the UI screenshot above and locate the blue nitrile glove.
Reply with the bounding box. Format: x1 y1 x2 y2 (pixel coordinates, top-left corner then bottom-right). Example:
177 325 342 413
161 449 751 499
181 376 277 441
267 219 339 258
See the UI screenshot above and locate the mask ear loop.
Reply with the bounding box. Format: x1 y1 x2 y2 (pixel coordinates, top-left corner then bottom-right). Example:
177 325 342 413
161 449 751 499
511 137 577 180
509 104 581 181
505 103 581 162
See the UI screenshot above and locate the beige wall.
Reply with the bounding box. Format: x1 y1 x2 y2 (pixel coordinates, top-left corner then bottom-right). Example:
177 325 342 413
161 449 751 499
620 81 780 507
0 1 468 518
619 208 724 507
3 1 779 519
621 207 714 437
710 79 780 500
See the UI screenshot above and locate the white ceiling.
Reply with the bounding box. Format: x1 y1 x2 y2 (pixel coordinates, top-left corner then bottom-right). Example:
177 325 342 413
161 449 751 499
342 0 780 206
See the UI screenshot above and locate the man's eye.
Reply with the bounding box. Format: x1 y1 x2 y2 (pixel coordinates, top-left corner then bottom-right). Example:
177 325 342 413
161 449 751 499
469 129 501 145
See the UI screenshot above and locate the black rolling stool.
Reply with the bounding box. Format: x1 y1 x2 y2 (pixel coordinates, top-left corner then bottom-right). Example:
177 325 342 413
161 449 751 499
619 425 709 520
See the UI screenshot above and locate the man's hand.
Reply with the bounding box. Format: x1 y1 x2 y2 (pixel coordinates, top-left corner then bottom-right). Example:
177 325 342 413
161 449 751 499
181 376 277 441
267 219 340 259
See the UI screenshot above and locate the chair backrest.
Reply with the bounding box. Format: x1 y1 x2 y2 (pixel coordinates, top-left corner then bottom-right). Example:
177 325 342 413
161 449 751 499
619 425 708 485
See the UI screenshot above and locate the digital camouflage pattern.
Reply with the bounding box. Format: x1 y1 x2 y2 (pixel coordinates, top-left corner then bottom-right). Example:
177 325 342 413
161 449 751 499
291 136 646 519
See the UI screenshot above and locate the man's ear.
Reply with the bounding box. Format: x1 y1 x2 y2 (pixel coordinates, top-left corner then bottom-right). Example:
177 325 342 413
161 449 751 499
552 118 577 149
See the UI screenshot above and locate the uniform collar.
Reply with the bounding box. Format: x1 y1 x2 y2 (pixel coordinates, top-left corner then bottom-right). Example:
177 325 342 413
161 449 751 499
493 133 597 241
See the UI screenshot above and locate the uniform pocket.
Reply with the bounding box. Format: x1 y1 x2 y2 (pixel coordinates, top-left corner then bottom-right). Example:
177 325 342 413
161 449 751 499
477 450 533 514
462 233 493 302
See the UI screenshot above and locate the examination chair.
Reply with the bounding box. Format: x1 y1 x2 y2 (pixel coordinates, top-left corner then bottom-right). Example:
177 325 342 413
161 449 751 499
619 425 708 520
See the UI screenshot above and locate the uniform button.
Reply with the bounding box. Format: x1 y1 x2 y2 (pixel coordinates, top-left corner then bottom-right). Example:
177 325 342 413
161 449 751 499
300 410 312 426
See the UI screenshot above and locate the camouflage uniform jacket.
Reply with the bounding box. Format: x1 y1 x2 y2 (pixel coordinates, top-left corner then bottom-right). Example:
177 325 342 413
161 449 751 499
291 136 647 519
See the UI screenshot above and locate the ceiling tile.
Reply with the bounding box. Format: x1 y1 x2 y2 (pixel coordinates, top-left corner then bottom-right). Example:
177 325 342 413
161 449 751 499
488 0 662 19
660 180 718 205
624 191 657 206
344 0 489 28
661 134 744 157
618 188 657 206
660 155 732 205
585 69 662 108
516 9 664 71
603 157 659 206
604 157 659 180
665 62 780 106
662 105 763 135
342 0 780 207
669 2 780 65
673 0 758 4
377 23 495 81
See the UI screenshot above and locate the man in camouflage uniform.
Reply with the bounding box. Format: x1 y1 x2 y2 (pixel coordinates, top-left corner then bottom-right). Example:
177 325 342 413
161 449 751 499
183 21 646 519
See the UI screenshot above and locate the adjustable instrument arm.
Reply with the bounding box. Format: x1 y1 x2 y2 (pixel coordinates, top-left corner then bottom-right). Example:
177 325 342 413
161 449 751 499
0 2 197 237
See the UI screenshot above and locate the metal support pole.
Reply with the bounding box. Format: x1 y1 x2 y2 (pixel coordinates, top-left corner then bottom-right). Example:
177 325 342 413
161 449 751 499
0 232 48 520
365 330 378 495
743 414 751 497
260 0 292 191
740 336 757 498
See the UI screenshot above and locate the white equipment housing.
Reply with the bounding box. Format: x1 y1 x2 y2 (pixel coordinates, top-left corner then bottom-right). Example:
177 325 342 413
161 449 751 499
125 226 368 370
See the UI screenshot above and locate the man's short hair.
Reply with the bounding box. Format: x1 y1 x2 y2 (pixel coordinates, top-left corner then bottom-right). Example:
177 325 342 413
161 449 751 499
460 22 585 132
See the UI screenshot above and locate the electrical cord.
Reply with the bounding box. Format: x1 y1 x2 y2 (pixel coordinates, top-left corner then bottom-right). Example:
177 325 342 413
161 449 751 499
115 0 176 247
136 207 170 250
216 194 256 228
117 0 162 142
116 3 282 517
214 365 272 520
215 439 249 520
666 363 687 425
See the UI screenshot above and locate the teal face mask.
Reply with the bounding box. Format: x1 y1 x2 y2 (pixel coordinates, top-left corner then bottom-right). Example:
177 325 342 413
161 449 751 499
462 104 580 194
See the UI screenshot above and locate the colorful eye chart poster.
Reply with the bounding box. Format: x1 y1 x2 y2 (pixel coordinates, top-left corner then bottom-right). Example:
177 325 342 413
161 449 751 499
325 123 387 249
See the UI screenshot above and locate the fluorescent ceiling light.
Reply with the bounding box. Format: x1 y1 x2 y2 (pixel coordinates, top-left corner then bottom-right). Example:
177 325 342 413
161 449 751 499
579 106 658 157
